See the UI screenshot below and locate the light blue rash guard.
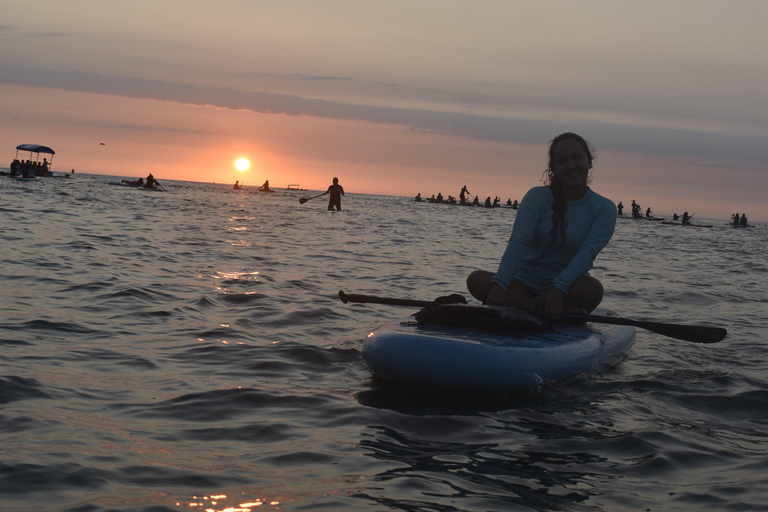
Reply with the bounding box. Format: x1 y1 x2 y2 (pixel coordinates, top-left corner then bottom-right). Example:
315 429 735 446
491 186 616 295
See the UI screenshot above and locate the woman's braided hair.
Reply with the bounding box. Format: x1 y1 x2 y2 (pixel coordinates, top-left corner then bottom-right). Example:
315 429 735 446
542 132 595 241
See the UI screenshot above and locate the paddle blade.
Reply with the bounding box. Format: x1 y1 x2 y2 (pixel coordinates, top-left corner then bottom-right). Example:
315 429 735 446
299 197 309 204
559 314 727 343
634 321 727 343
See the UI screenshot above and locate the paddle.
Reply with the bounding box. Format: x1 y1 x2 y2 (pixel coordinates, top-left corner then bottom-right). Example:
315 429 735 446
338 291 726 343
299 192 324 204
557 313 725 343
339 290 436 308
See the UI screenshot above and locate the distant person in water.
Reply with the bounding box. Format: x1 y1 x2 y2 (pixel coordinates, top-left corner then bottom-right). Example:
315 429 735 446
682 212 692 225
144 173 159 189
460 185 471 205
732 213 740 225
472 196 480 206
646 207 653 217
322 177 345 211
673 213 679 220
617 201 623 215
258 180 271 191
739 214 748 226
415 193 422 201
234 181 242 190
466 132 616 320
122 178 145 187
484 197 492 208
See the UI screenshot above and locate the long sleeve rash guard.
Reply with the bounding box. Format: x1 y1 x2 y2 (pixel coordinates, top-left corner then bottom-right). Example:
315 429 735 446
490 186 616 295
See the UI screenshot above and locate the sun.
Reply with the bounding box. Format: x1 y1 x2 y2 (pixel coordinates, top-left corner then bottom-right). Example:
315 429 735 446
235 158 250 171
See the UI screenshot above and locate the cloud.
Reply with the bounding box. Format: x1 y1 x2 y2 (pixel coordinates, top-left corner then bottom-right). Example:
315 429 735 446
1 64 764 171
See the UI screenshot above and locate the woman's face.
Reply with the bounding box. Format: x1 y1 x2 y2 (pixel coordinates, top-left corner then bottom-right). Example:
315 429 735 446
551 138 590 195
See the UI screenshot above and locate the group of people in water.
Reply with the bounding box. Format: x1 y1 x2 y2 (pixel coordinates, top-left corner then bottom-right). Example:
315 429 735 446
617 200 657 218
616 199 747 227
415 187 519 209
234 177 344 211
731 213 749 226
122 173 161 189
233 180 273 191
10 158 51 178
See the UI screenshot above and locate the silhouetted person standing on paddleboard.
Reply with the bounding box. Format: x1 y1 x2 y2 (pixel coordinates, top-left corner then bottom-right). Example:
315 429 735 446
466 132 616 321
323 177 345 211
460 185 470 205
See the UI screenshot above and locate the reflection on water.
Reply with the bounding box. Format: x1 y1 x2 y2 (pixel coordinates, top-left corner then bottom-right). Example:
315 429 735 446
179 494 279 512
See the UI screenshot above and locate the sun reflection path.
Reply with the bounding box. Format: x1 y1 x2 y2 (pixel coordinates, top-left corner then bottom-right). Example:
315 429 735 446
179 494 280 511
213 270 260 281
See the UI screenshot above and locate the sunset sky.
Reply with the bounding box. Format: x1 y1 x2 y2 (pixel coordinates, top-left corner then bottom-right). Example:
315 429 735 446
1 0 765 220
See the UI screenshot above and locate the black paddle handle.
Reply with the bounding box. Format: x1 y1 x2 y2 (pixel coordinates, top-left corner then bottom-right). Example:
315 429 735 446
339 290 432 308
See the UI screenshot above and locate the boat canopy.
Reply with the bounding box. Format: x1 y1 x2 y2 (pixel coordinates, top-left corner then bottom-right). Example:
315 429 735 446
16 144 55 155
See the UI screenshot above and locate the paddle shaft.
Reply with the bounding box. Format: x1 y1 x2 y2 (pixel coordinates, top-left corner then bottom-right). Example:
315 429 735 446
299 192 325 204
339 291 726 343
339 290 432 308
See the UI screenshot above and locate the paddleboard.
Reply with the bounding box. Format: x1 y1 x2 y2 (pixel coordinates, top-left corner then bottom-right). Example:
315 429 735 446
661 221 713 228
362 307 635 392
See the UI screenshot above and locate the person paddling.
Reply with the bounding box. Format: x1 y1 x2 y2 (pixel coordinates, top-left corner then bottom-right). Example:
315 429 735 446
322 177 345 211
466 132 616 320
144 173 159 189
234 181 242 190
460 185 471 205
681 211 692 225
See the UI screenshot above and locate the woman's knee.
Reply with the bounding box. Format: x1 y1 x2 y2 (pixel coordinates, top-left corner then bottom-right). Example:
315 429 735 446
566 276 604 311
466 270 493 301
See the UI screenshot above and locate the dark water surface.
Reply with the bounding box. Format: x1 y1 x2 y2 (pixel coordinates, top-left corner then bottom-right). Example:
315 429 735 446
0 176 765 511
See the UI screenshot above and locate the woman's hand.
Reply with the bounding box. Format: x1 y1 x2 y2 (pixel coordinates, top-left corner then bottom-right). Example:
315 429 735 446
534 287 565 320
485 283 508 306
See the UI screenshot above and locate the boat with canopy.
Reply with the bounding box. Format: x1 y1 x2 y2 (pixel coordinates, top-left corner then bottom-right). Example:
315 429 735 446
7 144 70 179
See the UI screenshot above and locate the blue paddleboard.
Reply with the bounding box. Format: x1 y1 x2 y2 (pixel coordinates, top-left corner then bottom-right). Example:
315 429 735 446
362 307 635 392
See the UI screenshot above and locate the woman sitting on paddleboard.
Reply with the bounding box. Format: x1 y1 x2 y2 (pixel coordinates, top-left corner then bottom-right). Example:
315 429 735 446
466 132 616 320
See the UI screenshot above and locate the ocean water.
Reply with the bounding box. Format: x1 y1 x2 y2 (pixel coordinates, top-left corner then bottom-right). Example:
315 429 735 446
0 174 765 512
